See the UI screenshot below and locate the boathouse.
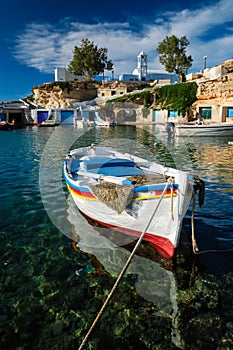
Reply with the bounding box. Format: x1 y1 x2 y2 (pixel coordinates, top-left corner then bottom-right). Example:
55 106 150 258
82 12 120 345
0 101 32 127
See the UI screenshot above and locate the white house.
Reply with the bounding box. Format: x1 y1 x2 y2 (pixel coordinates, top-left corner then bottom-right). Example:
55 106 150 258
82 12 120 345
55 67 85 82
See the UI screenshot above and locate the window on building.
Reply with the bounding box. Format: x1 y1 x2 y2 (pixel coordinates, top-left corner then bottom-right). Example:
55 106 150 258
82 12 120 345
200 107 212 119
227 107 233 118
168 110 178 118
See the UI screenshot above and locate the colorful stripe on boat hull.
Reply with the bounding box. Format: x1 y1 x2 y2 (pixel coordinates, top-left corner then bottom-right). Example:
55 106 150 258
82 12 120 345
67 183 177 201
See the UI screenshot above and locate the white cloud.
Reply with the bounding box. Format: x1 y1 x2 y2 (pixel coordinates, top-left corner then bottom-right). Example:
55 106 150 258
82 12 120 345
13 0 233 77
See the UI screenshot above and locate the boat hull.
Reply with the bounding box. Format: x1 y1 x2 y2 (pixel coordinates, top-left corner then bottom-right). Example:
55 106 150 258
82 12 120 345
77 206 177 258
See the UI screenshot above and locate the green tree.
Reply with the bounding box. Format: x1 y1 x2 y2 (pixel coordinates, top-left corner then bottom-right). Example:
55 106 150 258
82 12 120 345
68 38 113 81
156 35 193 82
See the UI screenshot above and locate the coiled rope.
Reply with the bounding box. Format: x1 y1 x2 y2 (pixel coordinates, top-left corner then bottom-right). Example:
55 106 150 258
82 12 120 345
77 179 171 350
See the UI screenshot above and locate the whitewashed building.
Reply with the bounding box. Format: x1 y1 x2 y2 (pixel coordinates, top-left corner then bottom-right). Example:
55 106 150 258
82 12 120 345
119 51 176 84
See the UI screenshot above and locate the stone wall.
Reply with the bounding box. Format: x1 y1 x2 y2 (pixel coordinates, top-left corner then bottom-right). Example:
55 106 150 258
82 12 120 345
195 71 233 122
196 73 233 102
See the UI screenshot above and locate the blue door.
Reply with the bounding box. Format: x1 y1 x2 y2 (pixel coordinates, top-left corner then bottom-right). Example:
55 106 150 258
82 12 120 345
0 113 6 122
61 110 74 124
37 111 49 123
152 109 162 122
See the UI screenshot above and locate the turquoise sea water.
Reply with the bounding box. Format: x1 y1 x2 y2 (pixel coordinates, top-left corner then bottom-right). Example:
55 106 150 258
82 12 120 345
0 125 233 350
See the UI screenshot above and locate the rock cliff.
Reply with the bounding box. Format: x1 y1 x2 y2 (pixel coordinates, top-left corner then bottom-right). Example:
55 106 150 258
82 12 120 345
32 81 98 108
197 73 233 103
32 81 150 109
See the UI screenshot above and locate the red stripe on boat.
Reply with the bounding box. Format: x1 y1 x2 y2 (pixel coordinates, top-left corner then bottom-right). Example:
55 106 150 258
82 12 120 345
69 186 96 199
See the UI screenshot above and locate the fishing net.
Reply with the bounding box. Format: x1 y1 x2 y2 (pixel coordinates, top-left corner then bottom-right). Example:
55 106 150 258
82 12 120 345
128 173 165 185
89 182 134 213
89 173 165 213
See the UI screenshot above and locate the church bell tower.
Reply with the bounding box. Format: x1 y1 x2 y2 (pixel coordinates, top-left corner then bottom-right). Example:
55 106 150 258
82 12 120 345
137 51 148 80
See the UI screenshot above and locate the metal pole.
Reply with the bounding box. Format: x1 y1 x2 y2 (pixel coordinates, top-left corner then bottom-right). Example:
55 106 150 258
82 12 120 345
203 56 207 70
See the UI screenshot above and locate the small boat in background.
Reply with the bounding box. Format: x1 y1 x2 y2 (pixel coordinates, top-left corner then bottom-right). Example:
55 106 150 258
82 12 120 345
156 121 233 137
63 145 204 259
38 120 60 127
0 120 17 131
175 122 233 137
0 121 12 130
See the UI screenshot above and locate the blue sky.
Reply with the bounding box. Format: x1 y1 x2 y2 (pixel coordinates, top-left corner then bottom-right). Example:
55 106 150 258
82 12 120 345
1 0 233 102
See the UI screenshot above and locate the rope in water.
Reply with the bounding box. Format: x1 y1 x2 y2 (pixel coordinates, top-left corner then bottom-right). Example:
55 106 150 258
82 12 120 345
191 189 199 253
77 179 171 350
191 189 233 255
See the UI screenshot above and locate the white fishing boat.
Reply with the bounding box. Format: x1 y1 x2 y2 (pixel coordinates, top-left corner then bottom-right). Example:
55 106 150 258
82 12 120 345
63 145 204 259
175 122 233 137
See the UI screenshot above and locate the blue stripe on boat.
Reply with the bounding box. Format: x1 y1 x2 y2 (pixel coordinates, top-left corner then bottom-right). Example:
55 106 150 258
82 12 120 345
64 172 90 192
134 183 179 192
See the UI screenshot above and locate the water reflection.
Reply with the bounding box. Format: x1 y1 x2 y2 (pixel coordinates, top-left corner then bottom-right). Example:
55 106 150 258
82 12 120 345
185 139 233 184
67 193 187 348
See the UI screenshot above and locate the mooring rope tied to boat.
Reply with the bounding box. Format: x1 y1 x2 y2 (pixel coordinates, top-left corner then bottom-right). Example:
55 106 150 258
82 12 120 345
169 177 174 220
191 188 199 254
191 188 233 255
77 179 171 350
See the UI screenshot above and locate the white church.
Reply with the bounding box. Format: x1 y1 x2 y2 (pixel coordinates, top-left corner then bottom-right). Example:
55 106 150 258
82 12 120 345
55 51 176 84
119 51 176 83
